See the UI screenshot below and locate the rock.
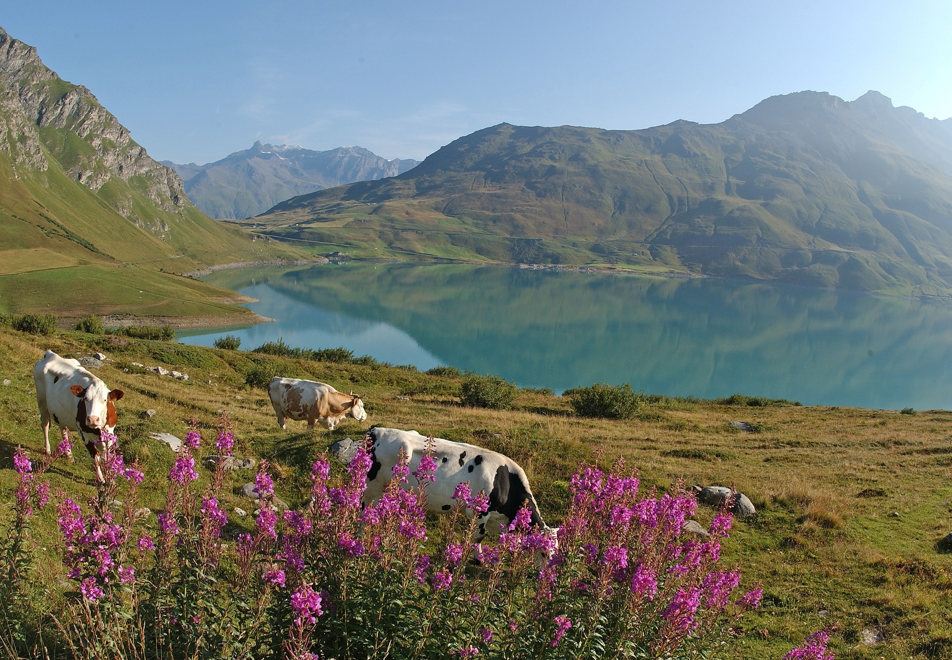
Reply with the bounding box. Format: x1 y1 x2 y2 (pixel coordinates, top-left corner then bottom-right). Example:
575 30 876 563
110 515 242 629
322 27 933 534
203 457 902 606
149 432 183 452
79 357 103 369
860 627 883 645
148 366 169 376
330 438 360 465
94 352 106 361
134 507 152 520
171 370 189 381
2 379 10 386
682 520 710 538
131 362 144 368
240 483 288 510
937 532 952 553
205 455 256 471
729 421 752 431
234 507 247 517
142 409 157 420
240 483 259 499
693 485 757 518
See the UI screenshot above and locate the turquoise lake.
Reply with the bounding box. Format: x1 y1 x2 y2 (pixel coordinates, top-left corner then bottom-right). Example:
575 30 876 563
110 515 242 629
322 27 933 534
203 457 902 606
179 263 952 411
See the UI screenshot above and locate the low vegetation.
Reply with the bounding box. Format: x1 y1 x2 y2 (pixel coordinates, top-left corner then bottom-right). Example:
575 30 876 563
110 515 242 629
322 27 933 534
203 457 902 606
0 325 949 658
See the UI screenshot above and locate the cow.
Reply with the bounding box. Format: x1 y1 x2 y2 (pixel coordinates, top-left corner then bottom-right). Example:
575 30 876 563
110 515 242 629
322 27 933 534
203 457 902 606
344 426 557 542
33 350 124 482
268 377 367 431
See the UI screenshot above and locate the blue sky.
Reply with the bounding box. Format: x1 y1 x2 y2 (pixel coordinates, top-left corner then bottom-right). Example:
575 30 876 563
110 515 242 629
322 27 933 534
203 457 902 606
5 1 951 164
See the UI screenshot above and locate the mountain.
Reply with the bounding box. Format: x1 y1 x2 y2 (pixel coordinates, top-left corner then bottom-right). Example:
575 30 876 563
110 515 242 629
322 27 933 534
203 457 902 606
253 91 952 296
166 143 419 219
0 26 303 322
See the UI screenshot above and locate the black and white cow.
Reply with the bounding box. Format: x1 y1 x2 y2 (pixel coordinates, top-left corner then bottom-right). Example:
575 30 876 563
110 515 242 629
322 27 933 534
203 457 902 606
344 426 557 540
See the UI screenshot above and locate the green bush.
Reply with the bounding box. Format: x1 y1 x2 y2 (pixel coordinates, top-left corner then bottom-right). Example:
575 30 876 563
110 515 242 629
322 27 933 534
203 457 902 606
113 325 175 341
245 362 276 389
11 314 58 336
213 335 241 350
253 338 294 357
459 374 518 410
427 365 463 378
312 347 353 363
569 382 644 419
74 315 105 334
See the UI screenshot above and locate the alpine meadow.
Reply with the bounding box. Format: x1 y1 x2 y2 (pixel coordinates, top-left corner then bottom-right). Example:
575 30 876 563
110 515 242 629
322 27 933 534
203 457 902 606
2 21 952 660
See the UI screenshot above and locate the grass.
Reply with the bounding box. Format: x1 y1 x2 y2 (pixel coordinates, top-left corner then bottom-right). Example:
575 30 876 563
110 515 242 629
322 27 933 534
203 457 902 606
0 324 950 657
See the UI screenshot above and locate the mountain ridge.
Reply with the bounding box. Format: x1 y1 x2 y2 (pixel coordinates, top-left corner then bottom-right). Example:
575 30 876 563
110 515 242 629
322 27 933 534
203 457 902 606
251 90 952 295
165 142 419 219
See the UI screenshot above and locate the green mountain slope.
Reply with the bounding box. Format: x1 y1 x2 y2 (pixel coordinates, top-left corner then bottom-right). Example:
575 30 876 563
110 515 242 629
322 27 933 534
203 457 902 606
165 142 418 220
0 27 305 321
255 91 952 295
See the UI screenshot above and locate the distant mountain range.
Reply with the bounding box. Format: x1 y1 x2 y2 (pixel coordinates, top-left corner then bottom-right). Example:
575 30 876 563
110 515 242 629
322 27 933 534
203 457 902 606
0 26 302 321
251 91 952 296
165 143 419 219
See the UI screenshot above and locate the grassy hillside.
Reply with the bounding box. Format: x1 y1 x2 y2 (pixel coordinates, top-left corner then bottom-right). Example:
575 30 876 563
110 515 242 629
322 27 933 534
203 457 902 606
249 93 952 296
0 323 950 657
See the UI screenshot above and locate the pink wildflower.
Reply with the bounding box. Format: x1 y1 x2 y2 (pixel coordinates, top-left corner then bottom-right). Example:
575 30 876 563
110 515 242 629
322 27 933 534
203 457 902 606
550 615 572 647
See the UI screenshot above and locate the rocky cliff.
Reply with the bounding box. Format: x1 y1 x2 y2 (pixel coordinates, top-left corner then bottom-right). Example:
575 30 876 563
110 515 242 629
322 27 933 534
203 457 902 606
0 27 185 218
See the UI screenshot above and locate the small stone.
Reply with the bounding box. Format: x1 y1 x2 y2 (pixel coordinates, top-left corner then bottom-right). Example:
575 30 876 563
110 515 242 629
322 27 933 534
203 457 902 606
860 627 883 645
234 507 247 517
729 421 752 431
142 409 157 420
149 432 183 452
94 352 106 361
79 357 103 369
2 379 10 386
682 520 710 538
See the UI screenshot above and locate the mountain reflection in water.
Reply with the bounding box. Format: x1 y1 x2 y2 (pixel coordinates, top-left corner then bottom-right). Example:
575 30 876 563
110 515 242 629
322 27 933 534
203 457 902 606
179 263 952 410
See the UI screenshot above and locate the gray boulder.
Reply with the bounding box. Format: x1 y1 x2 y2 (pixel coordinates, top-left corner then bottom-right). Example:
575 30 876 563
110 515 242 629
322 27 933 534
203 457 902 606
693 485 757 518
330 437 361 465
149 432 182 452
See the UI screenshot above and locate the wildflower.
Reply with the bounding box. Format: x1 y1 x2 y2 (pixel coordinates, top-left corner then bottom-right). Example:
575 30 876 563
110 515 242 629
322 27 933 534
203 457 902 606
57 434 73 457
118 565 135 583
479 627 493 644
474 544 500 565
158 512 179 536
738 587 763 610
550 615 572 647
430 568 453 591
123 464 145 484
456 646 479 658
445 542 465 567
256 505 278 541
80 577 104 603
290 583 323 626
413 454 438 484
414 555 431 584
201 496 228 535
631 563 658 599
216 414 235 455
254 468 275 498
662 587 702 634
184 428 201 450
169 455 198 484
13 448 31 475
710 511 732 538
452 481 472 508
702 570 740 610
337 533 365 557
265 568 286 587
138 536 155 551
784 629 834 660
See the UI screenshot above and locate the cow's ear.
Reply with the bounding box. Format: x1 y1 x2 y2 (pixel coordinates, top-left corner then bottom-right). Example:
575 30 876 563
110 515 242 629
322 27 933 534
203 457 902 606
109 389 124 401
70 384 84 397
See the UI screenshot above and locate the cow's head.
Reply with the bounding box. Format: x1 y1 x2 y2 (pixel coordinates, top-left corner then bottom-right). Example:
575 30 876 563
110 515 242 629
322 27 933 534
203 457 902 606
71 382 124 435
349 393 367 422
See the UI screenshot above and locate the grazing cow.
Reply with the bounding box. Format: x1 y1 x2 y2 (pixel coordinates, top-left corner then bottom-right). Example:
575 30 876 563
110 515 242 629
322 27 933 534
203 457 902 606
350 426 557 541
268 377 367 431
33 350 124 482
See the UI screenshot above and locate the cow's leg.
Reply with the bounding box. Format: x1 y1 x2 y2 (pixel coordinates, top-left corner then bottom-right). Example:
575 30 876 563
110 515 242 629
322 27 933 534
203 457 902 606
86 442 104 483
61 428 75 461
39 411 52 455
275 411 286 430
325 417 338 431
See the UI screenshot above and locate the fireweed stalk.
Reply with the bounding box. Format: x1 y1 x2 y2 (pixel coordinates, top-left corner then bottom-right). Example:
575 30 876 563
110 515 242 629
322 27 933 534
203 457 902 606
2 422 831 658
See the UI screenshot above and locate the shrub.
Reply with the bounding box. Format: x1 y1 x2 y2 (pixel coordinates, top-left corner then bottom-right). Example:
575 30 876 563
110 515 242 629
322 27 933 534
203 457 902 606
11 313 58 336
253 338 294 357
459 374 518 409
312 347 353 363
74 314 105 334
113 324 175 341
569 382 644 419
213 334 241 350
245 362 275 389
427 365 462 378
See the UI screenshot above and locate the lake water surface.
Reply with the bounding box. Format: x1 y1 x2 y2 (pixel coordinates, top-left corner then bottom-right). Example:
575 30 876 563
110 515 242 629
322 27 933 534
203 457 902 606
179 263 952 410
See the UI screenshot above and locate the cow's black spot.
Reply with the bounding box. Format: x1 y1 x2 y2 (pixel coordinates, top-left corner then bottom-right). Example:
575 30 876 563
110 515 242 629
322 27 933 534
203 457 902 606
474 455 483 465
478 522 486 536
458 451 467 467
367 448 382 482
489 465 545 528
467 464 474 473
53 413 60 426
441 456 447 463
441 504 452 511
53 374 60 384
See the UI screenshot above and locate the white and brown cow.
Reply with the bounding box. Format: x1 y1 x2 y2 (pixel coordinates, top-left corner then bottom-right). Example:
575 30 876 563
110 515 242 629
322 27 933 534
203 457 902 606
268 377 367 431
344 426 557 541
33 350 124 482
